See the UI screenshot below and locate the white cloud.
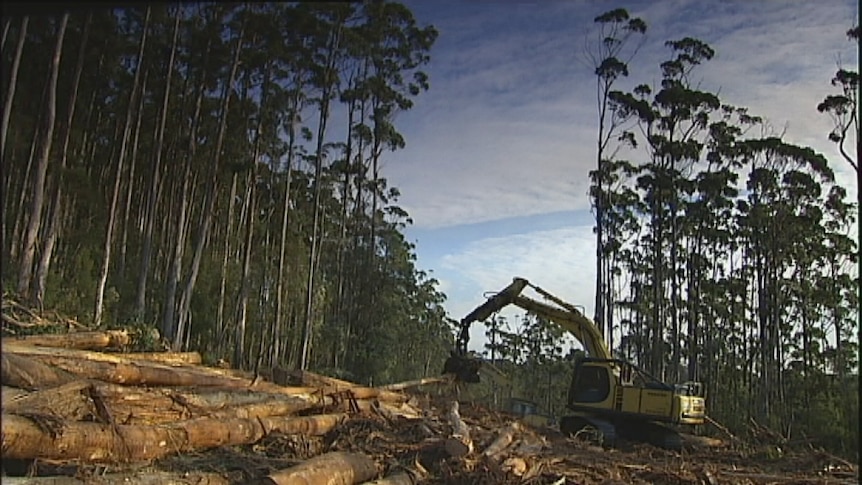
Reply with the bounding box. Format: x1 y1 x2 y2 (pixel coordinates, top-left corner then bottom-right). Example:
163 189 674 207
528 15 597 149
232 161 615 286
390 0 858 231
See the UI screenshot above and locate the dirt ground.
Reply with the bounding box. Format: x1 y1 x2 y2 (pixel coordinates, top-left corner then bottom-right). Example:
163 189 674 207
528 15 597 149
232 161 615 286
12 392 856 485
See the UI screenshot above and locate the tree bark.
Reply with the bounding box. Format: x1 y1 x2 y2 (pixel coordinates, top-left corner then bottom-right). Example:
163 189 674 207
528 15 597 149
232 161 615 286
301 18 343 370
4 380 329 426
134 7 181 322
162 34 211 340
0 16 27 156
265 452 377 485
9 79 47 263
93 7 151 326
272 84 303 367
235 62 271 369
481 421 523 460
3 330 131 350
33 12 93 309
175 18 245 349
444 400 473 457
1 353 76 390
1 412 347 463
16 14 68 300
116 71 147 279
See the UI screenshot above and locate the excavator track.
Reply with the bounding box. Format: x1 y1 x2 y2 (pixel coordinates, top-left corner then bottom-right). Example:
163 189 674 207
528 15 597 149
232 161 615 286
561 415 683 451
617 419 683 451
560 415 617 448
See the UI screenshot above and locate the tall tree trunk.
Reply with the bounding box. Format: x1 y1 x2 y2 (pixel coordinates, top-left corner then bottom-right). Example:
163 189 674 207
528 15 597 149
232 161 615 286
94 7 151 326
272 87 302 367
163 37 211 341
9 81 46 263
1 17 10 51
17 14 68 301
215 173 239 350
300 22 343 371
117 71 148 280
235 62 271 369
174 20 245 349
1 16 28 155
33 12 93 309
135 8 180 321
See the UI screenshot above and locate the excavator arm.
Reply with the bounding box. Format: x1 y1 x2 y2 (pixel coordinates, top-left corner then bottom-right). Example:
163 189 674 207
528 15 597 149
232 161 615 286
454 277 611 360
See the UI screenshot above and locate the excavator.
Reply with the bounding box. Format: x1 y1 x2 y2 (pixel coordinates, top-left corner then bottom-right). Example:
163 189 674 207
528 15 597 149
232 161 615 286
443 277 706 450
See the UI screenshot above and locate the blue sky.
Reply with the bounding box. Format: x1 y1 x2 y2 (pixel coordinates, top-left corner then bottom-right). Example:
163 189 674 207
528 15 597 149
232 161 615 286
381 0 859 352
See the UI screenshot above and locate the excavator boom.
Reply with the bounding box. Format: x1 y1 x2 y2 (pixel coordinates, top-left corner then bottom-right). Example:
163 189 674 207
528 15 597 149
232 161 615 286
456 277 610 360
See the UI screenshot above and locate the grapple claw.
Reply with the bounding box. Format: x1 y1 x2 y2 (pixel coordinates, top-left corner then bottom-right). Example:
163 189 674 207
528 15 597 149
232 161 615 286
443 352 482 383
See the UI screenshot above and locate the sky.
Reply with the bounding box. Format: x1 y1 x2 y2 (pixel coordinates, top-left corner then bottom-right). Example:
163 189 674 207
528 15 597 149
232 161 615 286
382 0 859 353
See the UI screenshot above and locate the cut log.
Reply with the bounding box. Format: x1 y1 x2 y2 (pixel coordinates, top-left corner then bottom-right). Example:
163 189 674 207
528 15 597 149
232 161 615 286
281 368 359 389
1 352 76 390
5 345 404 402
3 330 131 350
283 369 406 403
110 351 202 365
88 382 331 425
379 376 452 391
355 399 423 421
4 346 293 392
266 451 378 485
1 471 229 485
1 412 347 463
2 380 94 421
444 401 473 457
482 421 523 460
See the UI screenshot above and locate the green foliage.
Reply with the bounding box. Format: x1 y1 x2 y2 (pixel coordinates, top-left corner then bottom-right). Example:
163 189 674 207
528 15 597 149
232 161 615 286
584 16 859 460
2 2 448 390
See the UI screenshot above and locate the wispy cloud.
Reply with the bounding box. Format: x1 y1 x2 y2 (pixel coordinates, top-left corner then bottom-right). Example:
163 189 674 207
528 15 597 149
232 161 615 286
390 0 857 351
392 0 858 230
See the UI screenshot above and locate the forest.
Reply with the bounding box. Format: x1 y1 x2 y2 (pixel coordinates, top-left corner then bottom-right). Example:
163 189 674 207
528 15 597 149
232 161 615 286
1 1 859 461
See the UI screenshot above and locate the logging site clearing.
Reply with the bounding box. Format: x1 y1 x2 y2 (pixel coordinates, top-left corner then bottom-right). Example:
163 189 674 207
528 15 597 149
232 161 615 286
0 300 858 485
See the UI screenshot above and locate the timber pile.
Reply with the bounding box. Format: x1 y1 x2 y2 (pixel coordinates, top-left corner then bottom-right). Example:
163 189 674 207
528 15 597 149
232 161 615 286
1 324 858 484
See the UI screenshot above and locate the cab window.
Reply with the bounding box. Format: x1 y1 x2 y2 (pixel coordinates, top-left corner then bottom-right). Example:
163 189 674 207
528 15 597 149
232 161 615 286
573 365 610 403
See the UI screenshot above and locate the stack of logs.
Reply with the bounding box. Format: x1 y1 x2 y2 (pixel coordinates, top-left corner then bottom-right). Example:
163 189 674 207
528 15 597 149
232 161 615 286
1 330 547 484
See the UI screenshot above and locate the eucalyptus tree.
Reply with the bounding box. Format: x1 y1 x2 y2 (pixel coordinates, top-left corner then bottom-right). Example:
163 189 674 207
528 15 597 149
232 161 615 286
584 8 646 345
16 13 69 302
817 25 859 378
162 4 215 339
133 5 181 322
92 7 150 326
1 16 28 158
229 3 281 368
609 38 720 381
299 2 355 370
33 12 93 309
174 5 245 348
269 3 317 368
681 106 760 385
735 138 836 421
330 0 436 375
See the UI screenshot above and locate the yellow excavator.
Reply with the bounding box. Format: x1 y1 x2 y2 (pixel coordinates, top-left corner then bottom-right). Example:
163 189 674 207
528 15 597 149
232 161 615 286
444 277 706 449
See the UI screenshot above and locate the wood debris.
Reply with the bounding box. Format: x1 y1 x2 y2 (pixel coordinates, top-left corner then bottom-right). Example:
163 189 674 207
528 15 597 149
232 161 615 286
1 329 858 485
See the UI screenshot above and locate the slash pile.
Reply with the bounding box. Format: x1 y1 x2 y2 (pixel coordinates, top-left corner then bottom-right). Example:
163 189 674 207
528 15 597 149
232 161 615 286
1 328 858 485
